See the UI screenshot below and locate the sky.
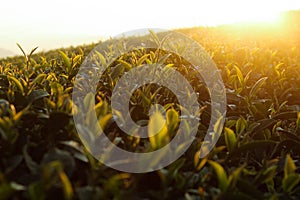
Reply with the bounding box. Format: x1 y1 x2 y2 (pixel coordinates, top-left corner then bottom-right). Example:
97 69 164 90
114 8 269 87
1 0 300 57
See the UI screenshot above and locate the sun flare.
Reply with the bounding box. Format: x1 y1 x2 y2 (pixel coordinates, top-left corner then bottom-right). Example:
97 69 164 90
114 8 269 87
197 2 285 26
0 0 300 56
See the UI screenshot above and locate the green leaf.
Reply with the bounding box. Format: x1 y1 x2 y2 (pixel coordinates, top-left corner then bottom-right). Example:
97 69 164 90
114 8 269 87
16 43 28 61
228 166 244 190
32 74 47 85
282 173 300 193
166 108 179 133
117 59 132 71
250 119 276 134
212 115 224 143
59 50 71 72
148 111 168 150
249 77 268 99
208 160 228 192
157 53 172 64
72 54 82 66
7 75 24 95
149 29 160 46
234 65 244 88
28 46 39 60
137 54 150 66
284 154 296 178
236 117 246 135
58 170 73 200
95 51 106 66
110 64 125 79
194 151 207 171
83 92 95 112
28 90 49 103
50 82 63 95
262 166 277 183
98 114 112 130
224 127 236 152
13 104 29 123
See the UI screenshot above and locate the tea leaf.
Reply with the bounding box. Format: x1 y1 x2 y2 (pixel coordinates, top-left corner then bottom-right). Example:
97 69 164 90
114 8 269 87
95 51 107 66
28 46 39 60
148 111 168 150
166 108 179 133
16 43 28 61
59 171 73 200
236 117 246 135
7 76 24 95
208 160 228 192
117 59 132 71
28 89 49 103
59 50 71 72
32 74 47 85
224 127 236 152
249 77 268 99
282 174 300 193
194 151 207 171
149 29 160 46
284 154 296 177
234 65 244 88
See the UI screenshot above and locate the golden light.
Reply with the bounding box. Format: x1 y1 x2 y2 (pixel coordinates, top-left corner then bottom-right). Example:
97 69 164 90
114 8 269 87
1 0 300 56
184 0 288 26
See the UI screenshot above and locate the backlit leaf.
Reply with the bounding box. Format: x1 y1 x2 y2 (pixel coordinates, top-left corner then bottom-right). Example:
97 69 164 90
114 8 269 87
208 160 228 192
224 127 236 152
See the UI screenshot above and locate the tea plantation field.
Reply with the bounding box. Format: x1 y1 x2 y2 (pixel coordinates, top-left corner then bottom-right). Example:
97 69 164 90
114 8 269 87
1 22 300 199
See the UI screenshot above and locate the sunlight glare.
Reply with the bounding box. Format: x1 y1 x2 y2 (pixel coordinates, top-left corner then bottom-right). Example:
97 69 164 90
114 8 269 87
0 0 299 56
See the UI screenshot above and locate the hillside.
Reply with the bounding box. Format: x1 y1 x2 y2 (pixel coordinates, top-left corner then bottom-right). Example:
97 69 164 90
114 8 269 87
1 15 300 199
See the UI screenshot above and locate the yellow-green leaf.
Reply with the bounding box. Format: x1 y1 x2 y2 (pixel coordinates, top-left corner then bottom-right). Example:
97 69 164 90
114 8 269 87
118 59 132 71
166 108 179 133
213 115 224 143
99 114 112 130
194 151 207 171
234 65 244 87
208 160 228 192
32 74 47 85
7 76 24 95
149 29 160 46
228 166 244 189
59 51 71 72
236 117 246 135
83 93 95 112
224 127 237 152
148 111 168 150
284 154 296 178
95 51 107 66
137 54 150 66
249 77 268 99
58 171 73 200
282 173 300 193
